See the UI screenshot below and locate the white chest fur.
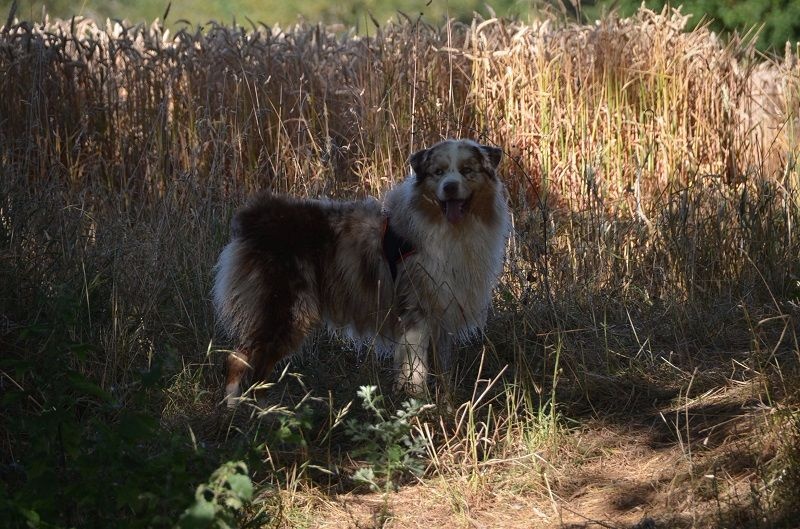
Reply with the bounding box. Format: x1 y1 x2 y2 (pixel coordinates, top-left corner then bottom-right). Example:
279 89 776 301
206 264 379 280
409 217 506 339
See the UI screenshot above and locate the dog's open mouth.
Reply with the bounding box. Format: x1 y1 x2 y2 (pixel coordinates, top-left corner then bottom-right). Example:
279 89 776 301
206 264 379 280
440 198 470 224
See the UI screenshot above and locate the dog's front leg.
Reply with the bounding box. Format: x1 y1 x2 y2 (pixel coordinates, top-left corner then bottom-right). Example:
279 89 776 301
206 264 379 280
394 324 430 396
434 331 453 376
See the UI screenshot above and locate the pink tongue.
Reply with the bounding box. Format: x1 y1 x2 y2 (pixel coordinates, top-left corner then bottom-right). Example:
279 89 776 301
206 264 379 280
445 200 465 223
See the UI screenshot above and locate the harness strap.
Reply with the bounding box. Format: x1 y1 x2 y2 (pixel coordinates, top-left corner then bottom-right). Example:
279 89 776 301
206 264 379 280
382 218 415 281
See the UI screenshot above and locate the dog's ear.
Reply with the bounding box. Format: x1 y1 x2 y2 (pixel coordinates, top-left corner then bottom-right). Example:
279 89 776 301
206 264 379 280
480 145 503 170
408 148 429 178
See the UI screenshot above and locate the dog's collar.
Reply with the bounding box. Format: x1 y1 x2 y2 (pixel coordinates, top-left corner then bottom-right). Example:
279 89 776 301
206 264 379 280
382 218 415 281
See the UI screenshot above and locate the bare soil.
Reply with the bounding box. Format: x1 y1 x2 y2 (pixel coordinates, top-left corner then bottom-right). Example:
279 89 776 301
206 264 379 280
307 380 783 528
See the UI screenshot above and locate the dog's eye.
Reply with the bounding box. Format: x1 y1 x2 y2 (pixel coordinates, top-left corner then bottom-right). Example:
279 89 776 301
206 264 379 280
461 167 472 175
434 168 445 176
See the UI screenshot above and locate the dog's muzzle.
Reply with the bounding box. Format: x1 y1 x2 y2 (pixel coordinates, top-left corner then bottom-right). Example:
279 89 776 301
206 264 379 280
439 180 470 224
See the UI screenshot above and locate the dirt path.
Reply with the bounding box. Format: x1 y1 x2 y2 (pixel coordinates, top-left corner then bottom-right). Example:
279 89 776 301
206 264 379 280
307 382 777 528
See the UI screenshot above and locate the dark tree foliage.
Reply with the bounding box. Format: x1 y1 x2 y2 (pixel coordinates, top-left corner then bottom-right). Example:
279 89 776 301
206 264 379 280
584 0 800 52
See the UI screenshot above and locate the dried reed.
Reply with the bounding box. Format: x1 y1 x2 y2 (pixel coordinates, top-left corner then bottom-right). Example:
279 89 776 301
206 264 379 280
1 6 799 525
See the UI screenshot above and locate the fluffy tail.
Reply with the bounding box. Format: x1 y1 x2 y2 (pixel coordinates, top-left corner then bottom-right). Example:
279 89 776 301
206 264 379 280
212 240 260 342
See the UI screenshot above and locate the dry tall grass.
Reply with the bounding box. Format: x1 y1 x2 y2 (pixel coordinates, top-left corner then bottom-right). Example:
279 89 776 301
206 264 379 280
2 6 799 527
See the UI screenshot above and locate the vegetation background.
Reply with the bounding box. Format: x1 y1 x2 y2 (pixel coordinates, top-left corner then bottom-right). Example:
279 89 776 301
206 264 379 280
3 0 800 50
1 0 799 528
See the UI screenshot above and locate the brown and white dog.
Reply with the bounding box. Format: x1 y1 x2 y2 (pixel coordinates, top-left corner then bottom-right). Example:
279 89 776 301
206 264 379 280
213 139 510 407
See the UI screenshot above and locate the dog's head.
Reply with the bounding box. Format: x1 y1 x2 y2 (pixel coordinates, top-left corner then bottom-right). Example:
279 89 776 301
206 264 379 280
408 139 502 225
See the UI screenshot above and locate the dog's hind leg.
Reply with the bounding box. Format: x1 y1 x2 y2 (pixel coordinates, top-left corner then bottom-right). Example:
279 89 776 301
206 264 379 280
225 348 252 408
226 289 320 408
431 332 454 389
225 335 309 409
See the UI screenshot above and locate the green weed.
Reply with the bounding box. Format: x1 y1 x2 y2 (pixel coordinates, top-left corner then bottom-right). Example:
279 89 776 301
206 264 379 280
345 386 433 492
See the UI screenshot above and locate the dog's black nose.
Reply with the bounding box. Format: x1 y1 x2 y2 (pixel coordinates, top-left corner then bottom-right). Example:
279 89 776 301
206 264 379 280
443 181 459 197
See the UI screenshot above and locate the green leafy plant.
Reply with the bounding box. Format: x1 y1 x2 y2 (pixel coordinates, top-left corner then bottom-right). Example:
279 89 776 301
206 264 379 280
0 297 222 529
273 403 315 448
177 461 254 529
344 386 433 492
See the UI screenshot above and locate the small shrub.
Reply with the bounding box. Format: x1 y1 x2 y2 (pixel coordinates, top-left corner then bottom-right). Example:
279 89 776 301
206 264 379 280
344 386 433 492
177 461 254 529
0 299 221 529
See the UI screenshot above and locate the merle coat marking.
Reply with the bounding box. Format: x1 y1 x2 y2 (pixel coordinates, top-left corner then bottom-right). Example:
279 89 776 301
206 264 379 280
213 139 511 406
